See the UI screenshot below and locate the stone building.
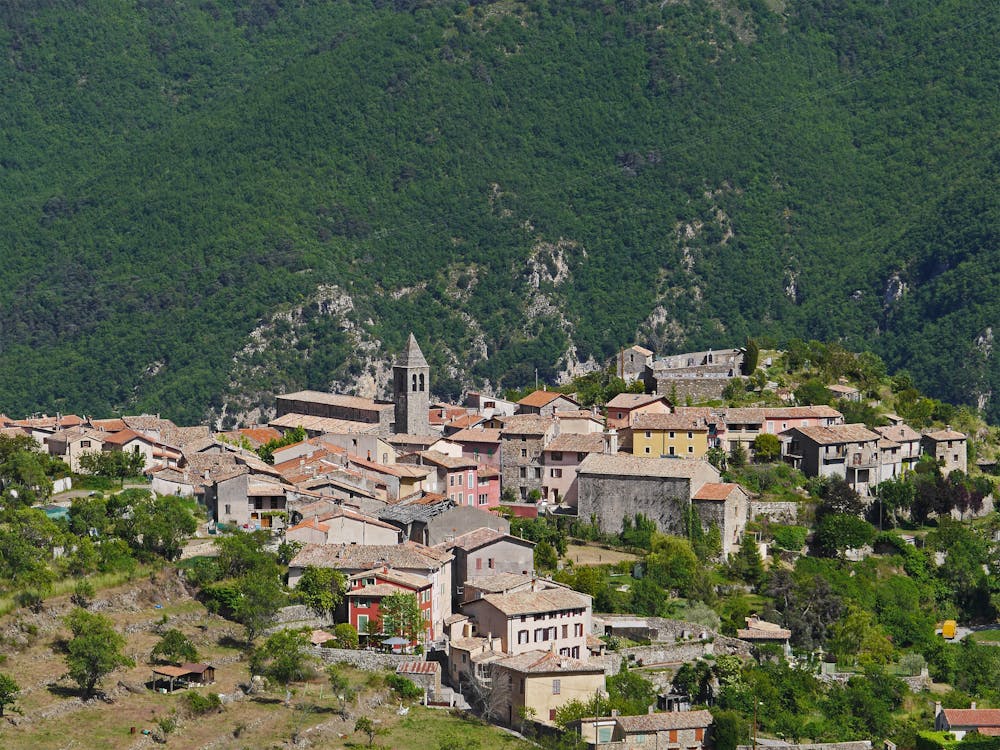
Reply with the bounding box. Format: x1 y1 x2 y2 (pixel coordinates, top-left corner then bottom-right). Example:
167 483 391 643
393 333 430 436
921 427 968 475
576 454 720 537
499 414 557 501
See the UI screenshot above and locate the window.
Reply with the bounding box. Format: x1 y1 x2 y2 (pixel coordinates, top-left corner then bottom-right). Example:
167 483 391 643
519 467 527 478
688 446 694 453
476 558 482 570
518 630 529 644
462 654 468 663
562 624 568 638
478 494 488 504
81 440 91 448
696 728 704 741
574 623 583 637
551 468 562 478
468 494 474 505
552 679 561 695
521 448 527 458
577 452 586 461
224 504 231 515
634 733 646 744
669 730 678 742
488 558 495 569
549 709 556 721
645 431 651 438
598 726 614 743
669 446 675 456
468 473 474 488
551 451 563 461
412 374 417 391
669 431 675 438
534 467 542 479
357 615 369 634
534 628 545 641
644 447 651 454
688 431 693 439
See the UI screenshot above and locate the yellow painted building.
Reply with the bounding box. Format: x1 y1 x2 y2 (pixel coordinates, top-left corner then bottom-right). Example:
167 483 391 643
631 413 709 458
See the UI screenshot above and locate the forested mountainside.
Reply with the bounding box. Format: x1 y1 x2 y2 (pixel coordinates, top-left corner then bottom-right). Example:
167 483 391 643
1 0 998 425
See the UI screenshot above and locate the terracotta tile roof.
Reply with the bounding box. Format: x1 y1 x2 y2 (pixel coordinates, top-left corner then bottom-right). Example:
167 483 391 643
448 428 502 444
827 383 860 394
446 414 485 430
555 410 603 421
444 528 531 553
289 542 451 572
693 482 744 501
875 424 922 443
673 407 718 422
237 427 283 446
464 573 538 593
923 428 967 441
615 710 714 732
941 709 1000 728
415 450 478 470
578 453 717 479
270 413 381 434
310 629 335 645
737 616 791 640
494 650 602 675
763 406 843 419
499 414 555 436
719 408 766 424
632 413 708 431
350 567 431 589
396 661 439 675
347 583 418 597
89 418 128 432
316 507 399 532
470 588 590 617
544 433 606 454
102 428 150 446
13 414 84 429
287 517 329 533
793 423 881 445
277 391 394 412
478 466 500 479
605 393 668 409
388 433 442 447
349 456 431 478
517 390 575 408
627 345 653 356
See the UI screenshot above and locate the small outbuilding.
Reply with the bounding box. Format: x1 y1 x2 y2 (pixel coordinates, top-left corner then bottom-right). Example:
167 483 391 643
151 663 216 692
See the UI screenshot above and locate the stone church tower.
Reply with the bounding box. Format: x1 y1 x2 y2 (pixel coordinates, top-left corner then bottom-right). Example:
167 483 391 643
393 333 429 435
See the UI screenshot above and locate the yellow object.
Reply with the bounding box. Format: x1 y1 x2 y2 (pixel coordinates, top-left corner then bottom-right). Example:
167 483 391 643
942 620 957 639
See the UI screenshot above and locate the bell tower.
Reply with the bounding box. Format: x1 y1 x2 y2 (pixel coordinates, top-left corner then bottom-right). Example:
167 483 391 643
393 333 429 435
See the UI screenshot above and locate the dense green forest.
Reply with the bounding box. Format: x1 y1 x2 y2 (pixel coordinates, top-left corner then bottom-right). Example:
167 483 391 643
0 0 998 425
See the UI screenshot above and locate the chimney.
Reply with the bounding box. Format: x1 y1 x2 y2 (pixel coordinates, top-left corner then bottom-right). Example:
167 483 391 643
603 429 618 455
971 702 977 710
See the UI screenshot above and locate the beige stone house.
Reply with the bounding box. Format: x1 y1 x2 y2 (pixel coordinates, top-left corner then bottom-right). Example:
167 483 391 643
284 506 400 546
573 710 714 749
605 393 672 430
461 584 592 659
921 427 968 475
783 423 882 496
691 482 749 558
44 427 106 473
490 650 606 726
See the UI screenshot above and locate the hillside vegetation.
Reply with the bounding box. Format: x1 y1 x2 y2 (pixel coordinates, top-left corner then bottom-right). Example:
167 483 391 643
1 0 998 424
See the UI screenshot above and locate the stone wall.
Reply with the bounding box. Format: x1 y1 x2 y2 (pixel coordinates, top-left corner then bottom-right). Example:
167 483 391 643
577 474 694 537
308 646 420 671
652 377 735 403
750 501 799 524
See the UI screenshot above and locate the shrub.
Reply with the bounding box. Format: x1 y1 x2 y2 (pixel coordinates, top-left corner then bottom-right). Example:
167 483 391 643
16 591 43 613
386 673 423 700
334 623 359 649
71 580 95 608
181 690 221 716
771 525 808 551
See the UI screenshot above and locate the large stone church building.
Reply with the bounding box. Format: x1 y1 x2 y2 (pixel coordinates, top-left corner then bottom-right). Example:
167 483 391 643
273 334 431 437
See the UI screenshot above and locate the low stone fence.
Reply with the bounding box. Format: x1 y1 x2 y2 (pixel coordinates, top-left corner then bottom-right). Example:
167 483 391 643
750 501 799 524
308 646 420 672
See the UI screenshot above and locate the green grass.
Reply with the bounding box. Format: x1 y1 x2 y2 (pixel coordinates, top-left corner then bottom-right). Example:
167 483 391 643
380 708 532 750
0 564 158 618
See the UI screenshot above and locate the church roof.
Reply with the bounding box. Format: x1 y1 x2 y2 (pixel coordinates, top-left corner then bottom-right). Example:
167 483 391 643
396 333 428 368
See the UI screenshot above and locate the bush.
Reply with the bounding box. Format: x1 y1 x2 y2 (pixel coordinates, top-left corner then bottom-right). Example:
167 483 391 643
771 525 808 551
71 579 95 608
16 590 43 613
385 673 423 700
334 623 359 649
181 690 221 715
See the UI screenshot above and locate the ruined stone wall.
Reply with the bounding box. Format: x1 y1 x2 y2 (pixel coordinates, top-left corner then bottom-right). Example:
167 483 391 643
577 474 692 536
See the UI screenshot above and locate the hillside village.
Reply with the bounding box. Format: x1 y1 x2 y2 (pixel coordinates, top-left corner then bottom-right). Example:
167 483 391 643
0 335 998 750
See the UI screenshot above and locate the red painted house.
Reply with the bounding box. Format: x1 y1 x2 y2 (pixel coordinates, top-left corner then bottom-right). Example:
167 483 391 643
345 567 435 645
